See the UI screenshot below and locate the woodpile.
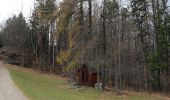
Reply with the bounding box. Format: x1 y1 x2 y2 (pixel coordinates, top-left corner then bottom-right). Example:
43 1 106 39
0 47 32 67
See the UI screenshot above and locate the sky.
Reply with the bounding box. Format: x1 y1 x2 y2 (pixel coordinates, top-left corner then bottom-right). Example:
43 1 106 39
0 0 34 24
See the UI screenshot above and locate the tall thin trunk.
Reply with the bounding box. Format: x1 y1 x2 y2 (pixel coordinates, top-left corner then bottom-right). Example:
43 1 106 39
88 0 92 40
80 0 84 64
101 0 106 89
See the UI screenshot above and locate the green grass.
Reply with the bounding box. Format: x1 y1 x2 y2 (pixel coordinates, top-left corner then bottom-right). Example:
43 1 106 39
8 66 169 100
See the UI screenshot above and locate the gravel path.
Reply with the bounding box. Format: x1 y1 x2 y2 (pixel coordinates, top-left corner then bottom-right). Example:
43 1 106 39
0 63 28 100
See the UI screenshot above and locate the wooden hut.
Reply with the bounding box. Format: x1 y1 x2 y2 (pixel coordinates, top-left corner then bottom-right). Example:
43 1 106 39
76 64 97 87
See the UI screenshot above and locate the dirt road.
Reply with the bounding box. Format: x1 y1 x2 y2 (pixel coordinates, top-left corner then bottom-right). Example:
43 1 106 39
0 63 28 100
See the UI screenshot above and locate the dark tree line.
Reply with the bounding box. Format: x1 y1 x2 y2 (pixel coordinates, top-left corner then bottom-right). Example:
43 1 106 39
0 0 170 94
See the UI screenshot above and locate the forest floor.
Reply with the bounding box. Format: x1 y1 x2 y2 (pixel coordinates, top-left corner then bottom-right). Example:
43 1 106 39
0 62 28 100
4 63 170 100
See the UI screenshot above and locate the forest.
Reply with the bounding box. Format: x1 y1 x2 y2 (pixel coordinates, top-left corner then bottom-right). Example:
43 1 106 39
0 0 170 95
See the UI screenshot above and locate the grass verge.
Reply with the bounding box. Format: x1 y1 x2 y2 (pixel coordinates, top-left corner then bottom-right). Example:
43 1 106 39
6 64 169 100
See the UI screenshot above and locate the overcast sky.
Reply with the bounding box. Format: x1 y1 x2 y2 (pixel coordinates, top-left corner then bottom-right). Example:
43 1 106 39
0 0 34 24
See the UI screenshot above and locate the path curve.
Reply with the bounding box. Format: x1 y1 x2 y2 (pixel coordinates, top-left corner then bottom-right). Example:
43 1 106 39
0 63 28 100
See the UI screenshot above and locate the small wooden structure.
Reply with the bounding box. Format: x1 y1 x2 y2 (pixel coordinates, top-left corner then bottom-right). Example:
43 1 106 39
76 64 97 87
